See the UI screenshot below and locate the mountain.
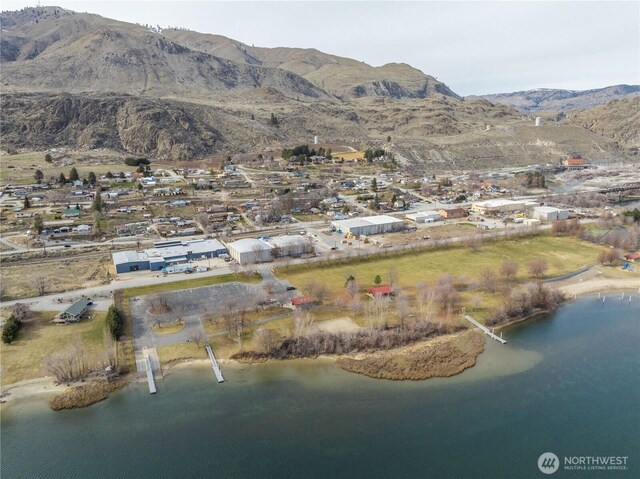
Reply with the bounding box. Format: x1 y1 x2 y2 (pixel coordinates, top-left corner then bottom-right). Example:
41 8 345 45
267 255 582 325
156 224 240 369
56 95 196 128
0 7 457 101
0 6 634 166
161 29 459 100
469 85 640 113
567 96 640 149
0 7 329 99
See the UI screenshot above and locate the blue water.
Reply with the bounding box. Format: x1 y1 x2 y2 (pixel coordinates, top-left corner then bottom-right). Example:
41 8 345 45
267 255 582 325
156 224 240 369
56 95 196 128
1 296 638 478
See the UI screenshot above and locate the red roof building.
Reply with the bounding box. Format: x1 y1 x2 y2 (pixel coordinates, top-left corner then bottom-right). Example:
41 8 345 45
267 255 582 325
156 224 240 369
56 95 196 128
624 252 640 262
367 285 394 296
291 296 317 306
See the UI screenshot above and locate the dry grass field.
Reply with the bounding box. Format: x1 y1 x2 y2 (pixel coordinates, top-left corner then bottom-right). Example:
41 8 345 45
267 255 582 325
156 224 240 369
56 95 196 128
1 255 113 300
0 311 108 385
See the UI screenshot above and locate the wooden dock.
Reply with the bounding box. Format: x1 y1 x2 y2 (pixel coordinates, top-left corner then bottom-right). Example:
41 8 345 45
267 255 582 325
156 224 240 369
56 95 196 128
205 344 224 383
144 356 157 394
464 315 507 344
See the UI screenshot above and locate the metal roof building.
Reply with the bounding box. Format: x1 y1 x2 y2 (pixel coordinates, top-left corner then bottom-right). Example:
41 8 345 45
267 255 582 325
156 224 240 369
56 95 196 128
54 298 91 323
113 239 227 274
331 215 405 237
227 238 273 265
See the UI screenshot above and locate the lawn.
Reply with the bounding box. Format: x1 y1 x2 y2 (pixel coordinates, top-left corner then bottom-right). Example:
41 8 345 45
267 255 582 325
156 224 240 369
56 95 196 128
202 306 290 334
277 235 601 296
152 320 185 335
0 311 109 385
156 342 208 364
120 271 261 298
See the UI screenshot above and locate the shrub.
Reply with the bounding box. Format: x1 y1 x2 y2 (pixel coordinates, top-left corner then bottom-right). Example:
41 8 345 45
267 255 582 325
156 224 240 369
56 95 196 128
105 306 123 339
2 315 21 344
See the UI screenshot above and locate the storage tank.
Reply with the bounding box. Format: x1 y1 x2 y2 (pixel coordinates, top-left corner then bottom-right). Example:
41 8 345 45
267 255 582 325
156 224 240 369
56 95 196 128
535 117 542 127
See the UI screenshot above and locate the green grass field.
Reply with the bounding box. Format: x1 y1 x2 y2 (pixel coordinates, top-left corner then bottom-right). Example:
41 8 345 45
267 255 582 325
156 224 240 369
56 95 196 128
277 235 601 296
0 311 108 385
120 272 261 298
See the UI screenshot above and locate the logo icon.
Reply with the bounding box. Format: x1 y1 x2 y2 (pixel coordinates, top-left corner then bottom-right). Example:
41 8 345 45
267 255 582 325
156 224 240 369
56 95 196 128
538 452 560 474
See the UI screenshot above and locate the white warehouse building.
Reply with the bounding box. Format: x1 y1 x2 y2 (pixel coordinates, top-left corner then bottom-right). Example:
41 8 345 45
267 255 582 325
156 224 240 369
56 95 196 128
405 211 441 223
331 215 405 237
531 206 570 222
227 235 314 265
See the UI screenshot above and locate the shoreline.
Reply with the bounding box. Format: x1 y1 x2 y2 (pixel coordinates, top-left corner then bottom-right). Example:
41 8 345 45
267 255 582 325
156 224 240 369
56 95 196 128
2 280 637 405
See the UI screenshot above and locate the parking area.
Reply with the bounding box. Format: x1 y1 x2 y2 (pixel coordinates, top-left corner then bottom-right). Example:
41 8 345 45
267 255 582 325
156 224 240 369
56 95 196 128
128 278 296 349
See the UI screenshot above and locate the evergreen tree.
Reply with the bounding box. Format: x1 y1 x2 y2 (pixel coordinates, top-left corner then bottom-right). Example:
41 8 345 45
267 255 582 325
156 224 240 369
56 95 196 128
371 178 377 192
69 167 79 181
374 275 382 285
58 173 67 185
105 171 114 179
23 196 30 208
87 172 97 184
33 215 43 235
44 153 52 163
270 113 279 126
34 169 44 183
92 192 104 212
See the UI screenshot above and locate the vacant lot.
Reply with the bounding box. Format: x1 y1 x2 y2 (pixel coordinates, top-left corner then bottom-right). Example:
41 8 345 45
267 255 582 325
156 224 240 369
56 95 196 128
0 311 107 386
0 150 137 186
1 255 113 300
278 235 601 296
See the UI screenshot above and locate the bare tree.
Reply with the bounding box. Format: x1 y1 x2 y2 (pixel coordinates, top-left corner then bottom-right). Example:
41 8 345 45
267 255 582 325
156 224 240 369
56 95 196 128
499 259 519 285
388 267 399 287
345 276 359 299
43 337 89 383
255 327 281 353
11 303 31 321
31 275 47 296
470 295 482 312
305 281 329 304
465 234 483 252
102 327 117 368
188 329 206 348
479 268 498 295
293 311 315 337
528 259 549 279
195 213 211 233
395 289 409 326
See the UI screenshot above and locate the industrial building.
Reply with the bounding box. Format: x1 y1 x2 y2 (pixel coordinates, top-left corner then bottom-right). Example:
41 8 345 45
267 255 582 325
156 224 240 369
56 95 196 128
438 208 467 219
406 211 441 223
113 239 227 274
331 215 405 237
227 235 314 265
471 199 525 215
531 206 570 222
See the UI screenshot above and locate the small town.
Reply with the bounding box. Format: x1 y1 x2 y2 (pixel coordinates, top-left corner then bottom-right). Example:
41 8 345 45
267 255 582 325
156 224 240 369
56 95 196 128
1 2 638 479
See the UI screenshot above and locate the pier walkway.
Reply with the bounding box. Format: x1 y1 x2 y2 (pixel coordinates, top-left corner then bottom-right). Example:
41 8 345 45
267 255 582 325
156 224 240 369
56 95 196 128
463 315 507 344
205 344 224 383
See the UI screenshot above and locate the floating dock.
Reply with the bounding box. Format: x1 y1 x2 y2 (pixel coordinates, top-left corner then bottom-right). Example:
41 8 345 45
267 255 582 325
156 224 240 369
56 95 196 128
144 356 157 394
464 315 507 344
205 344 224 383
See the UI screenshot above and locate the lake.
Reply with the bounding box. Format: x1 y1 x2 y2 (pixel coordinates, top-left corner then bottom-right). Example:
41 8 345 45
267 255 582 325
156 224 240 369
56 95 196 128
1 296 638 478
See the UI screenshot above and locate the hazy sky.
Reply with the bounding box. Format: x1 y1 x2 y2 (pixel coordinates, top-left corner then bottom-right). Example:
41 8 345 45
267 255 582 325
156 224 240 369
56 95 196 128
4 1 639 95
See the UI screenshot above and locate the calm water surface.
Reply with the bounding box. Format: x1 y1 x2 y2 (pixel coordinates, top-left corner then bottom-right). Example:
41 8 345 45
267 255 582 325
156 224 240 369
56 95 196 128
1 296 638 478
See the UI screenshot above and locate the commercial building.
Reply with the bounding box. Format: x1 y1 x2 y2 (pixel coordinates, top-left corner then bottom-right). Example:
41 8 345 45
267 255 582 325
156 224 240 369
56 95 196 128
531 206 570 222
112 239 227 274
471 199 525 215
227 235 314 265
438 208 467 219
54 298 91 324
331 215 405 237
406 211 441 223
